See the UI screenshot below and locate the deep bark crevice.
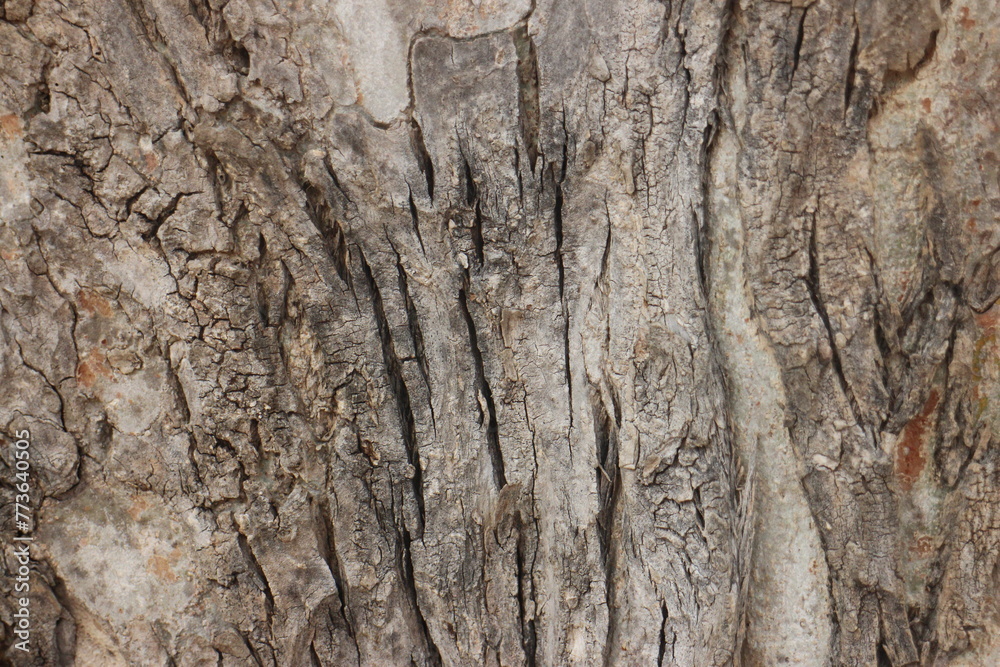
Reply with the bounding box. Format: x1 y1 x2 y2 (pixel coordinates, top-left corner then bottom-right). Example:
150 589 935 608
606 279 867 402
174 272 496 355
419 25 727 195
554 140 573 429
315 499 358 643
299 172 353 289
514 529 537 667
357 247 427 534
657 602 669 666
844 21 861 114
791 6 808 82
806 209 865 430
395 256 435 431
236 531 276 628
409 119 436 202
400 525 444 666
593 392 621 667
458 287 506 491
407 187 426 255
512 22 541 173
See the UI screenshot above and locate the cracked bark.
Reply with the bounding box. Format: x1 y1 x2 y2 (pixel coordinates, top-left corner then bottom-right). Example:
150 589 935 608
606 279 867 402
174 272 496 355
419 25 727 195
1 0 999 665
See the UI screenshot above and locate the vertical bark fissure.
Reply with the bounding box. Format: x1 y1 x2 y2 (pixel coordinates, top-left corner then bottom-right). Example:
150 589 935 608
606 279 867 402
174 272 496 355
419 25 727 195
400 524 444 666
236 531 276 628
515 530 537 667
163 348 192 424
406 187 426 255
309 641 323 667
458 287 506 490
322 156 353 206
461 152 485 268
357 248 427 534
411 120 436 202
594 399 617 560
512 22 541 172
316 498 359 645
407 33 436 201
594 395 620 666
867 249 894 425
694 119 717 300
601 468 623 667
844 20 861 114
472 200 485 268
394 251 436 432
519 399 543 667
674 15 693 138
555 137 573 429
657 602 669 666
598 196 614 294
933 314 966 488
299 174 352 289
806 210 865 430
514 144 524 205
791 6 808 82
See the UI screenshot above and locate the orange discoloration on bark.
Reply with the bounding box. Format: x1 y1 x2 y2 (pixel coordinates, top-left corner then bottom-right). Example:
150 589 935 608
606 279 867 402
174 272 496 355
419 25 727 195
149 553 178 582
0 114 21 139
976 305 1000 333
912 535 936 556
959 7 976 30
77 351 113 388
78 289 114 317
896 389 940 491
128 496 153 521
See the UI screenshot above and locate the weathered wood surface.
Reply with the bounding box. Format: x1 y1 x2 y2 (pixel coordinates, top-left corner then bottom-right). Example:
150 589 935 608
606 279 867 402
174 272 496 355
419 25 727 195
0 0 998 664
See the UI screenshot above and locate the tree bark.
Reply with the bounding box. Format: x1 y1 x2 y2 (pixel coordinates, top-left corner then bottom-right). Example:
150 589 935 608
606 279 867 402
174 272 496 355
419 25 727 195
0 0 998 664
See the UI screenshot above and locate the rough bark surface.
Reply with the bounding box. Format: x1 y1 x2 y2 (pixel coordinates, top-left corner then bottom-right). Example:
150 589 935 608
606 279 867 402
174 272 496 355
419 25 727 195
0 0 998 664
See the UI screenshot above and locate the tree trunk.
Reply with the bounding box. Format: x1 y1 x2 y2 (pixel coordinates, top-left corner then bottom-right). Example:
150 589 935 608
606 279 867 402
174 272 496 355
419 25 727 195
1 0 998 664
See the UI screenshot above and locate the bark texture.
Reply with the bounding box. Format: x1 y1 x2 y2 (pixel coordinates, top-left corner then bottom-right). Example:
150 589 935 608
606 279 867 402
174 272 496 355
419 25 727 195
0 0 998 664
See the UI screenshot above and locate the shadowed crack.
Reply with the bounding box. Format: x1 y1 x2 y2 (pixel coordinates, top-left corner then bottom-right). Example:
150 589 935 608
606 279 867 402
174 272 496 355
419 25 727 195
512 23 541 172
357 248 427 534
458 288 507 490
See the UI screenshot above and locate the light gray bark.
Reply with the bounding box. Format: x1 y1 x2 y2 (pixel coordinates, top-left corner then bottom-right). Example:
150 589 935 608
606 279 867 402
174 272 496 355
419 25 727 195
0 0 998 665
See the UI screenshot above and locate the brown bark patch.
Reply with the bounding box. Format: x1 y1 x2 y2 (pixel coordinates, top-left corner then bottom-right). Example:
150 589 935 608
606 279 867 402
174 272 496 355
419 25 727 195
912 535 936 556
896 389 939 491
0 114 21 139
127 495 153 522
78 289 115 317
976 305 1000 333
77 351 112 388
148 552 180 582
958 7 977 30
